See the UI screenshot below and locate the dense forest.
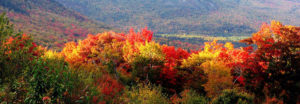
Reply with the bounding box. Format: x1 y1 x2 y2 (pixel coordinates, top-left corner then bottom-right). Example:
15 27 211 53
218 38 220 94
58 0 300 36
1 0 299 51
0 13 299 104
0 0 113 50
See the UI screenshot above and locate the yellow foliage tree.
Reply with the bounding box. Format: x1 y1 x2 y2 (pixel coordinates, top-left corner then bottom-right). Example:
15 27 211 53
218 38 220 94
201 61 233 98
181 40 222 69
123 41 165 82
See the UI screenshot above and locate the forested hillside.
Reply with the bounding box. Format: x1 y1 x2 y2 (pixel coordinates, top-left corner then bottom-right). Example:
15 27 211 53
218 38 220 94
1 13 299 103
57 0 300 36
0 0 113 50
0 0 299 104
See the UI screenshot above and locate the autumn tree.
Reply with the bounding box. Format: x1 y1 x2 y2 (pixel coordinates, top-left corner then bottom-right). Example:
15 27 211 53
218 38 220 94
121 28 166 85
160 45 190 94
218 43 253 86
180 40 226 95
61 31 125 71
201 61 233 98
240 21 300 103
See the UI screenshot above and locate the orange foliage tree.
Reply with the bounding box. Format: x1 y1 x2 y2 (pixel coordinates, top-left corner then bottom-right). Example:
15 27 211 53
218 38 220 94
61 31 125 71
239 21 300 103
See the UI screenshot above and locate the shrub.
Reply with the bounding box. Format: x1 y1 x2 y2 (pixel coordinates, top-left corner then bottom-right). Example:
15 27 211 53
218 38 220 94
178 89 209 104
0 13 14 41
24 53 74 103
212 89 254 104
94 74 124 103
120 83 169 104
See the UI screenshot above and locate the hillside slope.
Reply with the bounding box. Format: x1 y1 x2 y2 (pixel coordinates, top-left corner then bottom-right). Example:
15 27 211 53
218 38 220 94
0 0 113 50
57 0 300 36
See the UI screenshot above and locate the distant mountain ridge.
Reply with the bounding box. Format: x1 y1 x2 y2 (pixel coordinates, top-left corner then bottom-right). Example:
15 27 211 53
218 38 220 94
57 0 300 36
0 0 84 20
0 0 113 50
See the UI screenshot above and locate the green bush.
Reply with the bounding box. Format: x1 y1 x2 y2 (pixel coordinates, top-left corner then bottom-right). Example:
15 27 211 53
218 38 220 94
212 89 254 104
0 13 40 103
25 52 103 104
179 89 209 104
0 13 14 42
0 13 25 84
24 56 74 103
120 83 169 104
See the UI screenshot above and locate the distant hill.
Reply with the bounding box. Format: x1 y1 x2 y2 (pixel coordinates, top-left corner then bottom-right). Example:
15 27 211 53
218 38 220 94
0 0 113 50
57 0 300 36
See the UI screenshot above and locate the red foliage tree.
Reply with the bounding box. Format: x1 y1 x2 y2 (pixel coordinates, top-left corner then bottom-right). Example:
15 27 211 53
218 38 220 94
239 21 300 103
160 46 190 93
126 28 153 45
94 74 124 103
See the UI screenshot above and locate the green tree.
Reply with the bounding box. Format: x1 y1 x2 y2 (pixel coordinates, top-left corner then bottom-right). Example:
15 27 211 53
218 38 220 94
0 13 14 42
